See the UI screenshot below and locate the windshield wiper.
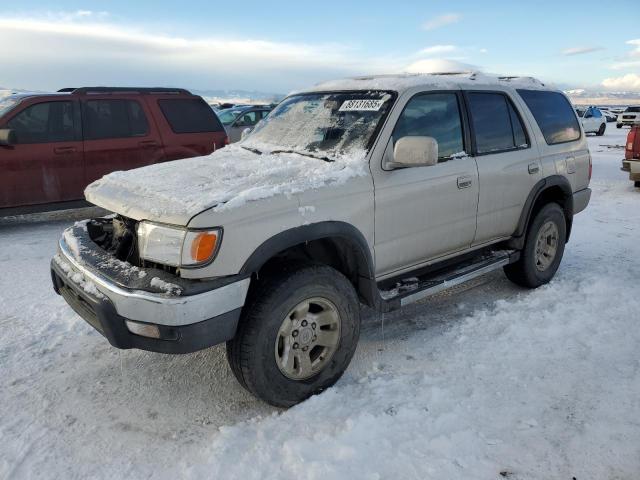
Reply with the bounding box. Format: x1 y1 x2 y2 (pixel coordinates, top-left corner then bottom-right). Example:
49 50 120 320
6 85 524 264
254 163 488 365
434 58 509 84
270 149 334 163
241 146 262 155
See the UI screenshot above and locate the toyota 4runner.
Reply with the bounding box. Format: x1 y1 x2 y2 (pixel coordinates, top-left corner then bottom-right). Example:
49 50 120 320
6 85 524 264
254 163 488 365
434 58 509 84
51 73 592 407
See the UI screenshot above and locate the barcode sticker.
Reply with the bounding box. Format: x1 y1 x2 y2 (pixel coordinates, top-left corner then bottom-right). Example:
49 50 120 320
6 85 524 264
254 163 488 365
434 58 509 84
339 99 385 112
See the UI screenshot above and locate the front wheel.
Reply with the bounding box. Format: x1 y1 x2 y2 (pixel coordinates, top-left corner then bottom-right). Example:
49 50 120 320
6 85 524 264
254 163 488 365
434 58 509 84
617 124 623 129
226 263 360 407
596 123 606 136
635 181 640 188
504 203 566 288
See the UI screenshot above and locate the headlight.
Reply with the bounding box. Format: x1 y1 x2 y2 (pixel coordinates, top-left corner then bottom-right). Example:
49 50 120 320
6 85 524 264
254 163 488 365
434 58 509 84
137 222 222 267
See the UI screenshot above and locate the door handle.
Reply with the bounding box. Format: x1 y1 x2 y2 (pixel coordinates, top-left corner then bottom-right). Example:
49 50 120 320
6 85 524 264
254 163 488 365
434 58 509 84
54 146 77 154
528 163 540 174
457 176 473 189
138 140 158 148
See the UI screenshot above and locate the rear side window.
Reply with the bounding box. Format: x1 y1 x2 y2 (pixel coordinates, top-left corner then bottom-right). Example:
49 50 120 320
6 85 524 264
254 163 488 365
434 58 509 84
467 93 528 154
392 93 464 160
158 98 224 134
83 99 149 140
7 101 75 144
517 90 580 145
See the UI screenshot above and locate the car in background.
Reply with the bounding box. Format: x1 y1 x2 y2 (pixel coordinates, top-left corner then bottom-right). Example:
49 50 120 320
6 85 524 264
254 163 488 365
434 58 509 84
217 105 273 142
575 106 607 135
0 87 228 213
617 106 640 128
622 125 640 188
598 108 617 122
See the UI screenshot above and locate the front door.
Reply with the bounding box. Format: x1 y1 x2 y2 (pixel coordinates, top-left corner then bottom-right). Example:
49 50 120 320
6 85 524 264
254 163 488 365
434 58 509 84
0 99 84 208
82 97 164 185
373 92 479 278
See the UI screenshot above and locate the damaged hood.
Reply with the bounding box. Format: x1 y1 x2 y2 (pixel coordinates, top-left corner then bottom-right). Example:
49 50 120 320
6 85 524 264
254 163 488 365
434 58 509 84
84 144 367 226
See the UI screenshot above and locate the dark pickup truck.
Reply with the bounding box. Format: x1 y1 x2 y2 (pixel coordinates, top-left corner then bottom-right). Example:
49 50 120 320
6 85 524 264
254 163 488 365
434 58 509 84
0 87 228 213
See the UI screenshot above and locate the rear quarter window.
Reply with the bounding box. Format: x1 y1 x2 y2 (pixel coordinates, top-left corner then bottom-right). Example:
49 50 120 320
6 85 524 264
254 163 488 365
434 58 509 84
516 89 580 145
158 98 224 134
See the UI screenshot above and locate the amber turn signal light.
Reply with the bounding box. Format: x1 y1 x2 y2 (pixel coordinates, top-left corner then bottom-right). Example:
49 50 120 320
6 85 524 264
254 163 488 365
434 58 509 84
190 231 219 263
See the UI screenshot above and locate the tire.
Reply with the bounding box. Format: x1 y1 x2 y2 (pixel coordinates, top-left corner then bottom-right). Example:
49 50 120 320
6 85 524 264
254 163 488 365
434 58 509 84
504 203 566 288
226 263 360 407
617 124 622 129
596 123 606 136
635 181 640 188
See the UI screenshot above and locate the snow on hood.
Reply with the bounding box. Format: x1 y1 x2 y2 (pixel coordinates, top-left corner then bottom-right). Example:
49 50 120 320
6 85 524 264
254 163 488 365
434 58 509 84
84 144 368 225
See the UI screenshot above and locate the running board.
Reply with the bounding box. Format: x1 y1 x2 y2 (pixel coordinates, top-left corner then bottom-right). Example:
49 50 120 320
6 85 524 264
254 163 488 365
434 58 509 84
379 250 519 311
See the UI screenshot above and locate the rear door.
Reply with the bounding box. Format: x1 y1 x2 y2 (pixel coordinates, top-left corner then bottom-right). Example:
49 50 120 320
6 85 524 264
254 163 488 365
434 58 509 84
465 90 542 244
82 97 164 185
0 99 84 208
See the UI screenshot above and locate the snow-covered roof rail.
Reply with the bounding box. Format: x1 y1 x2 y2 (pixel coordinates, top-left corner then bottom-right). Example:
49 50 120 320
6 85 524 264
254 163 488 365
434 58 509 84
497 76 546 87
297 73 555 95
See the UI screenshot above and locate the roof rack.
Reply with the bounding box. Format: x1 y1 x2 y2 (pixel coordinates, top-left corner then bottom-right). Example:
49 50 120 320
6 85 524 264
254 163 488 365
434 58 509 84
57 87 192 95
498 76 545 87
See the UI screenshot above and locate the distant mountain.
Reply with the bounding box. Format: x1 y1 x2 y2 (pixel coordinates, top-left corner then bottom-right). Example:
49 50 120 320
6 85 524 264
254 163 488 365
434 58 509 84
192 89 284 106
565 89 640 106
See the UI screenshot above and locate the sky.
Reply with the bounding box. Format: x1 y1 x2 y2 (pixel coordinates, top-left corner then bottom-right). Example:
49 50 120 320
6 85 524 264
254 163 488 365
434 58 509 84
1 0 639 94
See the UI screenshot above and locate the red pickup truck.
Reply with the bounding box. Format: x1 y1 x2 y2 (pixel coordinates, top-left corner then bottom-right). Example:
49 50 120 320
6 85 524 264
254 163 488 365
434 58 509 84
0 87 228 213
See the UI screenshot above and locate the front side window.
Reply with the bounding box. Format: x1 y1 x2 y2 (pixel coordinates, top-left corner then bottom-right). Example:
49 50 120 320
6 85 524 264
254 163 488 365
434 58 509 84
217 109 244 126
392 93 464 160
244 91 394 160
7 101 74 144
467 92 529 154
235 111 258 127
83 99 149 140
517 89 580 145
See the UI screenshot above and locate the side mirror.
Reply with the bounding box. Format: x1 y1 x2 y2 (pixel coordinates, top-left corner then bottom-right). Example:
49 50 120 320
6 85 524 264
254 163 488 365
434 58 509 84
388 136 438 168
0 129 15 146
240 127 253 140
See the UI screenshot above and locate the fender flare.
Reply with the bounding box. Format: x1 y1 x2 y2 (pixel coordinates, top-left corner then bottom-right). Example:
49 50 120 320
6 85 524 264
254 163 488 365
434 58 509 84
513 175 574 241
239 221 375 280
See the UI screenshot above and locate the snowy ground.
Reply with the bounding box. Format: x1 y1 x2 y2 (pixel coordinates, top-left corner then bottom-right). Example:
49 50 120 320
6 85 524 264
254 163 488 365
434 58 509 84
1 128 639 480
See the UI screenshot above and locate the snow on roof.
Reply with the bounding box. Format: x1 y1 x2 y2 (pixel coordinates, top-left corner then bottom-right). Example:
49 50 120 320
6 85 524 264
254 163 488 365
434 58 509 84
299 73 553 95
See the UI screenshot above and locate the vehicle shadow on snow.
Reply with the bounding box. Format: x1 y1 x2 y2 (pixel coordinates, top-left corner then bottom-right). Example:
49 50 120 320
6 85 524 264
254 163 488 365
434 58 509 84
74 271 524 433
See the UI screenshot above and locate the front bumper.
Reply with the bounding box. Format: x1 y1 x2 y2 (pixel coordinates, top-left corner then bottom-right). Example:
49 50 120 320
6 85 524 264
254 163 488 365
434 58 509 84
51 223 250 354
622 159 640 181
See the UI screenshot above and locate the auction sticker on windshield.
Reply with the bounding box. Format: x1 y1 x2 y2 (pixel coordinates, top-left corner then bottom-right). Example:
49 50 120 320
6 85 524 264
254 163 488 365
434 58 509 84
339 99 385 112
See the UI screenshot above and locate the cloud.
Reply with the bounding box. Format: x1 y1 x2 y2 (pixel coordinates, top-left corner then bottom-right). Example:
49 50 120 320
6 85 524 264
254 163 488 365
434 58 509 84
602 73 640 91
418 45 457 56
562 46 603 56
627 39 640 56
422 14 461 31
405 58 479 74
0 14 402 92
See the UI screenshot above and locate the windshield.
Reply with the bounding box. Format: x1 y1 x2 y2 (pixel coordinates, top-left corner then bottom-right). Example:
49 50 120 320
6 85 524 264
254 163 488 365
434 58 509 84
625 106 640 113
242 91 394 160
217 109 243 125
0 95 21 117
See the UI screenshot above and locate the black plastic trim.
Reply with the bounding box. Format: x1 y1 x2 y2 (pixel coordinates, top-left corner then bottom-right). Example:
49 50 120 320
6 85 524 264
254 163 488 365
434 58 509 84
51 260 240 354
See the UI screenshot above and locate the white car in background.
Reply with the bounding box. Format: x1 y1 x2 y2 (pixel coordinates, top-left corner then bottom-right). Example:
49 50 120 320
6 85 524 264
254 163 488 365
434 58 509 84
617 106 640 128
575 106 607 136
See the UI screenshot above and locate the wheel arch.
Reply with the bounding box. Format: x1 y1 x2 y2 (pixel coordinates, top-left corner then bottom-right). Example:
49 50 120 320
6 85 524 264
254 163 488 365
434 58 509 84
509 175 574 249
239 222 379 307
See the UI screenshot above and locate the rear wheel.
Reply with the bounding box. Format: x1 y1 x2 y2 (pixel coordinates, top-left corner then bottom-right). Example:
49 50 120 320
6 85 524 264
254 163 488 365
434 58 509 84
635 181 640 188
504 203 566 288
226 263 360 407
596 123 606 136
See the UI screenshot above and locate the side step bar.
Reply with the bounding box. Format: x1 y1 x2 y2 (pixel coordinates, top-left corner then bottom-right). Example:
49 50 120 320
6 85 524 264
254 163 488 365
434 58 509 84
379 250 519 311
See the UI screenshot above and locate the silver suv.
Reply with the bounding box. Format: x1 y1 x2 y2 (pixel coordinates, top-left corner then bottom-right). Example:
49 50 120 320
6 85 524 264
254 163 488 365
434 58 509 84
51 73 592 407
